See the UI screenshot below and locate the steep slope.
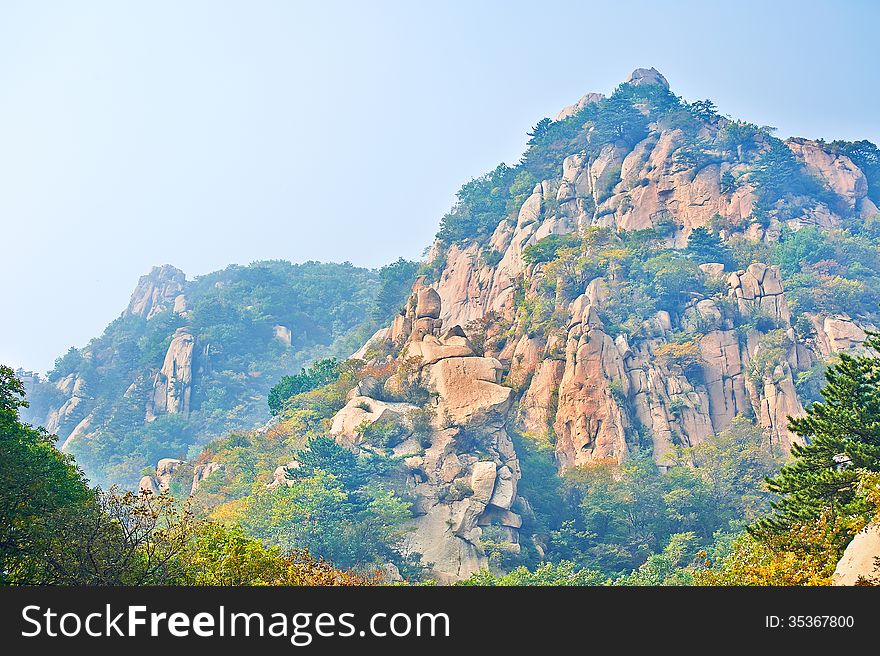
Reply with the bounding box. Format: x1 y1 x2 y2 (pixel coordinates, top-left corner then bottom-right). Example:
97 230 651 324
423 68 878 470
129 68 880 582
22 260 380 487
325 68 879 579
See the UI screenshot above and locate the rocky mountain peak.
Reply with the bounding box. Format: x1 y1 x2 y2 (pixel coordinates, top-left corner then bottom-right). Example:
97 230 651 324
625 66 669 89
125 264 187 320
555 91 606 121
555 67 669 121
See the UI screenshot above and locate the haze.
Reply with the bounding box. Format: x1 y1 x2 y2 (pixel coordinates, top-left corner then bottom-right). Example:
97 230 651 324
2 0 878 373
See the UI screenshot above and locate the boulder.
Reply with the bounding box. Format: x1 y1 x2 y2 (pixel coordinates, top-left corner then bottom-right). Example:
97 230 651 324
191 461 223 493
155 458 185 490
423 357 512 426
488 466 516 510
404 334 474 366
415 287 442 319
273 325 292 346
138 476 158 495
330 396 416 447
625 67 669 89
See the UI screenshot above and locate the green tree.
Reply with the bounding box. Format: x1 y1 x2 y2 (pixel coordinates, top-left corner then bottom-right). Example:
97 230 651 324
686 227 731 266
754 335 880 548
527 118 553 145
268 358 341 415
238 437 414 573
174 521 375 585
372 258 419 322
0 365 96 583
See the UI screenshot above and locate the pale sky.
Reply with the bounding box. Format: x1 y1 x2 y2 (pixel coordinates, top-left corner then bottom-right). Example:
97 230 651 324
2 0 878 374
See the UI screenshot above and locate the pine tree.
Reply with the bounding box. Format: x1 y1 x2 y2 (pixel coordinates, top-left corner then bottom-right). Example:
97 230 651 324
686 226 730 265
754 335 880 543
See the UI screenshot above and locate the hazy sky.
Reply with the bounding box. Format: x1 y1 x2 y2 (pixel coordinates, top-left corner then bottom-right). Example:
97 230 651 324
2 0 878 374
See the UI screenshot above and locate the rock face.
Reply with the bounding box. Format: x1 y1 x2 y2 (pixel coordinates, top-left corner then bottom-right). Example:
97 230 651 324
45 373 87 439
325 68 880 578
329 283 522 583
626 66 669 88
417 69 880 473
809 313 869 358
788 138 879 218
125 265 187 319
833 524 880 585
147 327 196 419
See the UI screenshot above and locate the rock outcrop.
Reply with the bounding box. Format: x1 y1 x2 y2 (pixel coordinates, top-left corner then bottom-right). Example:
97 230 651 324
418 69 880 473
329 283 522 583
147 328 196 419
125 265 186 320
832 524 880 585
788 138 879 218
139 457 223 496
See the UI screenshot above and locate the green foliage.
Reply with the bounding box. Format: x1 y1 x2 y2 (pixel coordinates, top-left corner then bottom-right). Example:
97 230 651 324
641 251 706 312
717 120 764 157
613 532 699 586
687 99 719 122
747 329 791 383
774 226 836 277
686 227 731 266
458 560 606 586
0 365 97 583
522 233 581 265
511 432 565 553
0 365 372 586
436 164 519 244
268 358 341 415
0 367 216 584
755 335 880 548
771 226 880 318
541 423 780 577
750 139 841 216
372 258 419 323
47 347 84 383
238 437 415 574
29 260 379 488
175 521 374 585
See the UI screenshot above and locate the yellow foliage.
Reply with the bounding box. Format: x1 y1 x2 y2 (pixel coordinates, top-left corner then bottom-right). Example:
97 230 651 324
208 497 250 525
696 513 851 586
653 340 701 366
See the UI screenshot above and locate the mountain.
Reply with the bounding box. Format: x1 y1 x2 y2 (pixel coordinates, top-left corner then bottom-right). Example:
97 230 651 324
28 67 880 583
21 260 384 487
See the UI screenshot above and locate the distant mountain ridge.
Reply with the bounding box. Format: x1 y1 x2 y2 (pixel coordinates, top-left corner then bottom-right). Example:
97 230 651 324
22 260 381 486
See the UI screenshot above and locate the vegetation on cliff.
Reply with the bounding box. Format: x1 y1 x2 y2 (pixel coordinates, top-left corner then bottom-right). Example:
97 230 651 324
22 258 419 489
0 366 373 585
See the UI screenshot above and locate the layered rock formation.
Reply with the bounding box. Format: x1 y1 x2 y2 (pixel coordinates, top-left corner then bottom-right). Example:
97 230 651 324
416 69 880 476
512 263 807 468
